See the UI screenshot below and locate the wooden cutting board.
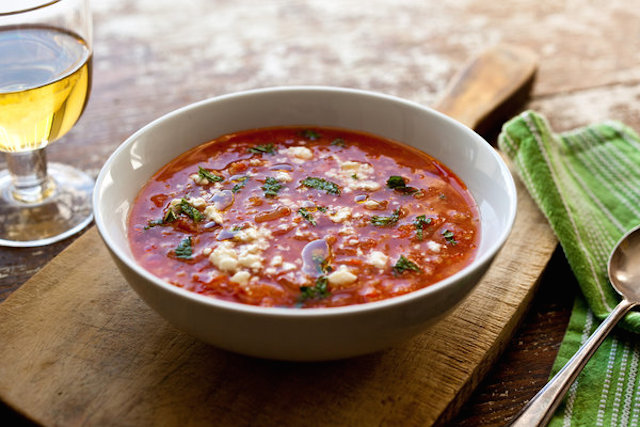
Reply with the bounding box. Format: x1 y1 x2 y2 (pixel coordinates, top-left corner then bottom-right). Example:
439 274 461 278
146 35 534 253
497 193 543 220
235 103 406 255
0 46 557 426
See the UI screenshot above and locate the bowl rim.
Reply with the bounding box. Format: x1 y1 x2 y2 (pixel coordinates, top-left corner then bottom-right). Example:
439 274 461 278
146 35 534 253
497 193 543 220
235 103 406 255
93 85 517 318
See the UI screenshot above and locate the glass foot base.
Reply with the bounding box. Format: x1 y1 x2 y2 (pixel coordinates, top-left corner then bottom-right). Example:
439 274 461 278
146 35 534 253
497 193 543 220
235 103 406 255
0 163 94 247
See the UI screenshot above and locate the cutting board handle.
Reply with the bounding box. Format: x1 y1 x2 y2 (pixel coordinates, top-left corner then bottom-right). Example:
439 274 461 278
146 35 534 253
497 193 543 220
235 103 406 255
433 44 538 133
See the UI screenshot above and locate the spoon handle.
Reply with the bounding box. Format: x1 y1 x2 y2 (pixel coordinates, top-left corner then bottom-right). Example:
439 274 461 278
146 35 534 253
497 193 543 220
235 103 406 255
509 298 636 426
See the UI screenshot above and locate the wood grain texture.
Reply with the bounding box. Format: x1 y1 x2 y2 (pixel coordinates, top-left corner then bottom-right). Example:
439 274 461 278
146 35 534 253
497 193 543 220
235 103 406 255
434 44 537 134
0 167 556 426
453 247 577 426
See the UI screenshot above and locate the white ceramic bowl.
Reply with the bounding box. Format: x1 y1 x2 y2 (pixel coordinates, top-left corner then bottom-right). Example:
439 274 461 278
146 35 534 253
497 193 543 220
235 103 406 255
93 86 517 361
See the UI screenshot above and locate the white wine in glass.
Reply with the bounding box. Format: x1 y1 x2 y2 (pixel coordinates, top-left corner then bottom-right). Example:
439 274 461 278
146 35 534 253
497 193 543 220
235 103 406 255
0 0 94 247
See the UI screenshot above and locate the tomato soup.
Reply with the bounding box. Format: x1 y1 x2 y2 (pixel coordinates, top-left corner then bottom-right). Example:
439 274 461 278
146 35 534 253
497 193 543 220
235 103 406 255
128 127 480 308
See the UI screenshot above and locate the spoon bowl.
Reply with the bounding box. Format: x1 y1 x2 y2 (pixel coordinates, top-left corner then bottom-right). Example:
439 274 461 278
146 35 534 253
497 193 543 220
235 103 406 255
608 225 640 303
511 224 640 426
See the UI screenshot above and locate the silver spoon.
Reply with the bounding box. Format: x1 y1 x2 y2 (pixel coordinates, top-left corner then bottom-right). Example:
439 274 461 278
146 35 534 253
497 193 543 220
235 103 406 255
510 224 640 426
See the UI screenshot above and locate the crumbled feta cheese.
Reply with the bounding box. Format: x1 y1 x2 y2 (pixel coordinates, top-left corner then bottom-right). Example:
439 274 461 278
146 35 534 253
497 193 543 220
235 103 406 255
427 241 442 253
276 171 293 182
367 251 389 269
328 160 381 192
245 242 261 254
235 227 259 242
249 158 263 166
281 262 296 272
340 160 373 180
191 173 209 185
234 226 272 246
338 224 355 235
285 146 313 161
340 160 373 177
202 247 212 256
327 265 358 286
340 160 364 171
294 228 319 239
353 180 381 192
270 255 283 266
329 206 352 223
208 225 273 275
324 169 338 179
238 253 263 271
230 271 251 286
209 240 266 273
209 242 239 272
204 205 223 224
282 271 297 284
188 197 207 209
363 199 385 210
169 198 181 209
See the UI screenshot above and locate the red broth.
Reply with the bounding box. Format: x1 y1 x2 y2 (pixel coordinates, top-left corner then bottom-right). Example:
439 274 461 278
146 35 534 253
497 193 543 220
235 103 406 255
128 127 480 308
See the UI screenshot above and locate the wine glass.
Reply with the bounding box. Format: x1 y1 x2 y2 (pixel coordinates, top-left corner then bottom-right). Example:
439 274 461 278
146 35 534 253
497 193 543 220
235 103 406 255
0 0 93 247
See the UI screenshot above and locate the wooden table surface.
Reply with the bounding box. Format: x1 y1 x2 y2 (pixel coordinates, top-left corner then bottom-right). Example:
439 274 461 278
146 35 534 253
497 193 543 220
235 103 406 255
2 1 639 425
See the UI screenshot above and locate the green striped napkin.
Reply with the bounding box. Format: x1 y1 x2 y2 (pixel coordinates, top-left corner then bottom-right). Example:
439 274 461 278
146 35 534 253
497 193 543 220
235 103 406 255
550 296 640 426
498 111 640 426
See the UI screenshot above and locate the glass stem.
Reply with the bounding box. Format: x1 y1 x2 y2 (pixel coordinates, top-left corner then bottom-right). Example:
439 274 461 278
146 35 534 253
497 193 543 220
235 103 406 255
5 148 53 204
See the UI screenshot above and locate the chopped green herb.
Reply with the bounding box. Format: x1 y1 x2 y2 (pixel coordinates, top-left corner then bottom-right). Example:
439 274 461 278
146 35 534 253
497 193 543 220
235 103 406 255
301 177 341 195
312 254 332 274
300 129 321 140
174 237 193 259
144 209 178 230
351 174 359 180
386 175 421 196
392 255 422 275
316 205 328 212
164 209 178 222
198 166 224 183
439 193 447 200
164 209 178 223
180 199 204 222
298 207 317 226
299 276 330 302
262 177 282 198
386 175 406 189
144 219 163 230
413 215 432 240
248 144 276 155
442 229 458 245
331 138 346 147
371 208 401 227
232 176 249 193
